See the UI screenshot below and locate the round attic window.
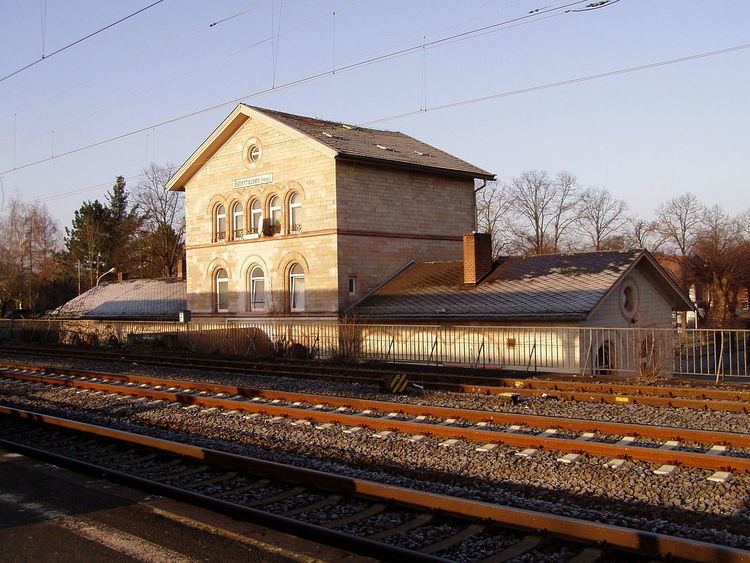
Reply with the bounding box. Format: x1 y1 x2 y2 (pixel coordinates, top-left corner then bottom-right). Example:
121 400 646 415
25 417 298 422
619 278 639 320
248 144 261 162
242 137 263 169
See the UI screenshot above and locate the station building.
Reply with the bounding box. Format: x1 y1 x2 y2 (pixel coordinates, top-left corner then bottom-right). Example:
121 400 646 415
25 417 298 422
165 104 494 321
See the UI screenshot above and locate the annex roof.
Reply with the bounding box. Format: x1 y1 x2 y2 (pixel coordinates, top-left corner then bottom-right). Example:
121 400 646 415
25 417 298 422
52 278 186 320
351 250 694 322
166 104 494 191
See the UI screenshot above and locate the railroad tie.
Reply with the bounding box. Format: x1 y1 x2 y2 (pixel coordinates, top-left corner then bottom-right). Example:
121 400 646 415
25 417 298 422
367 513 433 540
576 432 595 441
707 444 728 455
476 443 498 452
372 430 393 439
420 523 485 554
515 448 537 458
438 439 460 448
707 471 733 483
318 503 386 529
658 440 680 451
439 418 457 426
343 426 362 434
615 436 636 446
653 465 678 476
568 547 605 563
242 486 306 508
557 453 581 464
409 435 426 443
537 428 558 438
280 494 343 517
604 459 625 469
479 534 543 562
314 423 334 430
213 479 271 498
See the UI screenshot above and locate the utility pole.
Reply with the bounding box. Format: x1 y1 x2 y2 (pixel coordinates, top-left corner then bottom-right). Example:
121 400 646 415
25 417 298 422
77 259 81 295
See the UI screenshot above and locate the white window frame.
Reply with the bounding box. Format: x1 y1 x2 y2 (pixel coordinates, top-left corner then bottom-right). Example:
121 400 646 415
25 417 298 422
249 266 266 311
289 192 302 233
231 202 243 240
269 196 282 234
215 269 229 313
249 199 262 237
289 264 305 312
215 204 226 242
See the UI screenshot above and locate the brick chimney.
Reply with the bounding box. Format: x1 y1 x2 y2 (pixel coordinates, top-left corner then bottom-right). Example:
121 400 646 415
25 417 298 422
463 232 493 285
117 272 129 282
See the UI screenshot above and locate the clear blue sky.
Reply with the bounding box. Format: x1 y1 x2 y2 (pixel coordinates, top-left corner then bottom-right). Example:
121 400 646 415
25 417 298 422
1 0 748 226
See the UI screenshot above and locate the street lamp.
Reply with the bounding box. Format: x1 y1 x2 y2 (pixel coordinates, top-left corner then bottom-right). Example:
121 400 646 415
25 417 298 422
96 267 116 286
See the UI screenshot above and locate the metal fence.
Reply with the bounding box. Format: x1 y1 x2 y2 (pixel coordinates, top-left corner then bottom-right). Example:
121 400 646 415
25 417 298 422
0 319 748 380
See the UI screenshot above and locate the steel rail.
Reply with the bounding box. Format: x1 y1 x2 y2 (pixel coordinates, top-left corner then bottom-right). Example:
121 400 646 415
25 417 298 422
3 367 749 472
0 404 747 562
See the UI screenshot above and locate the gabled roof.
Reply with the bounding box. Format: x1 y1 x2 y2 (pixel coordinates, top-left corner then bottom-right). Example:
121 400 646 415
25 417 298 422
52 279 186 320
351 250 694 322
166 104 494 191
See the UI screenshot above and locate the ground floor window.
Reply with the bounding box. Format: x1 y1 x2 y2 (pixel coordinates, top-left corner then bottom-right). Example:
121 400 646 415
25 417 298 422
215 268 229 312
249 266 266 310
290 264 305 312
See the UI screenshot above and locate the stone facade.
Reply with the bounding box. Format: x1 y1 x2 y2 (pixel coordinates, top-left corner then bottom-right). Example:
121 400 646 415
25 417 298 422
176 106 482 320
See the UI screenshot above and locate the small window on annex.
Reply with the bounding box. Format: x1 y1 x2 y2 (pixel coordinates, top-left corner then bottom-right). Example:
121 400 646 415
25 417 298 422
231 202 244 240
289 193 302 233
215 268 229 312
289 264 305 312
249 199 262 236
347 277 356 295
249 266 266 311
269 196 282 234
215 204 226 242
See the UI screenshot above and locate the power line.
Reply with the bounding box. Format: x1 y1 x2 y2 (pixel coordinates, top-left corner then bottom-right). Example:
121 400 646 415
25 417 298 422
1 0 589 177
30 39 750 204
0 0 167 84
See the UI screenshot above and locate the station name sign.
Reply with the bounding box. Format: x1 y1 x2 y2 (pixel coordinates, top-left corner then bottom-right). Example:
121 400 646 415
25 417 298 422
233 173 273 189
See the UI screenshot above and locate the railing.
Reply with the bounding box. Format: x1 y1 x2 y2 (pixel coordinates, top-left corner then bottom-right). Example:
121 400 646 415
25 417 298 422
1 319 748 380
232 229 244 240
214 231 226 242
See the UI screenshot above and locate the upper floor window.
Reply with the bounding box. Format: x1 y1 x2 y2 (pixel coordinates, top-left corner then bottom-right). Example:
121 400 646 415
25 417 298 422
289 264 305 312
249 199 262 236
249 266 266 311
215 204 226 242
231 202 244 240
289 193 302 233
215 268 229 312
269 195 282 234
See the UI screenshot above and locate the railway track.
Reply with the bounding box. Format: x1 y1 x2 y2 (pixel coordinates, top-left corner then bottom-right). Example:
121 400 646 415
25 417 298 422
2 362 748 476
0 404 747 562
1 344 749 412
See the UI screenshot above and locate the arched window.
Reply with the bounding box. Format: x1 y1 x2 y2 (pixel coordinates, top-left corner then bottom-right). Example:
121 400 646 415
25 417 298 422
289 263 305 312
269 195 282 234
215 204 226 242
289 193 302 233
249 266 266 311
249 199 262 236
231 202 244 240
215 268 229 312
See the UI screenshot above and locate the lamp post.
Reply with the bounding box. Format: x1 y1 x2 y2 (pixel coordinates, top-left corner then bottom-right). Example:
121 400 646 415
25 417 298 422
96 267 116 286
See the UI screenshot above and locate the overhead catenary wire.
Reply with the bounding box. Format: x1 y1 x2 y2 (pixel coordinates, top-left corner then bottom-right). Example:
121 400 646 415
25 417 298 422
0 0 167 84
28 38 750 205
0 0 591 178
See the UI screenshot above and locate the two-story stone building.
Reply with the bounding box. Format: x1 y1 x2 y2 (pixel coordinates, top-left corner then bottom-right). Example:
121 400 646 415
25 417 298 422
165 104 494 320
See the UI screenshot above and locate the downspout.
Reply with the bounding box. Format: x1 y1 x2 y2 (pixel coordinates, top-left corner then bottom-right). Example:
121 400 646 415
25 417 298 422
473 179 488 231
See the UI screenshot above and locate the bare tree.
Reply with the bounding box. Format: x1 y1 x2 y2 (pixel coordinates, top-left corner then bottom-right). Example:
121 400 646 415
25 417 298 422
0 195 61 314
475 180 512 257
688 205 743 326
133 163 185 277
657 192 704 256
506 170 580 255
627 216 666 252
577 188 628 250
